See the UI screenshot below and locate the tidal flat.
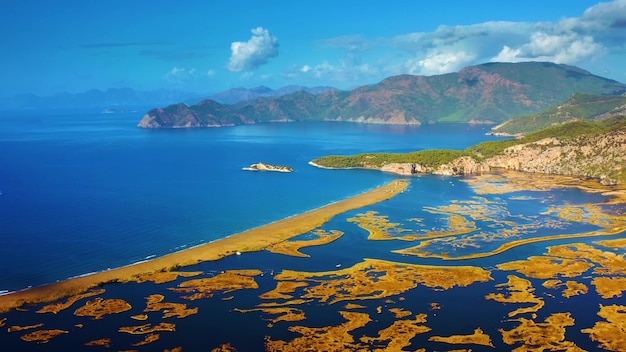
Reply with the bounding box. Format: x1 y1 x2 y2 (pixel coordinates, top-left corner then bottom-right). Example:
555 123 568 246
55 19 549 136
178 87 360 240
0 171 625 351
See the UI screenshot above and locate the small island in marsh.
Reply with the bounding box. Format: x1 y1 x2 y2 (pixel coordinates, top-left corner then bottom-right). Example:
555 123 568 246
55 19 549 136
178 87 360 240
242 162 294 173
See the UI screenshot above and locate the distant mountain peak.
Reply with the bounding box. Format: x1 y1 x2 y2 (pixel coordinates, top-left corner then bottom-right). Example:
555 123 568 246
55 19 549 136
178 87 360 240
138 62 626 129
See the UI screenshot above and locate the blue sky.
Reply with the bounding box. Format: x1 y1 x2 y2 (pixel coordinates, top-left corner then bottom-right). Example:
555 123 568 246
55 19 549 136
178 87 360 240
2 0 625 96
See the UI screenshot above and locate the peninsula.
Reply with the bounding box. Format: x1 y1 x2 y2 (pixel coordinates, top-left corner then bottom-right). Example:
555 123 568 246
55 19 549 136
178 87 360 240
311 117 626 185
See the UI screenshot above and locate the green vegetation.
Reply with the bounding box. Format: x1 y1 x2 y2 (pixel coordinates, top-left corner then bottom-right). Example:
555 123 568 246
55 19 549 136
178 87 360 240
313 117 625 183
312 150 473 169
469 117 625 159
493 93 626 135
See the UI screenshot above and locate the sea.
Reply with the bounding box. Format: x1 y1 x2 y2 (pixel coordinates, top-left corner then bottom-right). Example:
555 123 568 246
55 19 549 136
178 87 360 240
2 108 625 351
0 108 500 293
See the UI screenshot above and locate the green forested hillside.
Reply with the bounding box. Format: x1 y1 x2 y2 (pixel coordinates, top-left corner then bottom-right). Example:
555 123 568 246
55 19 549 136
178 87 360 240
492 93 626 135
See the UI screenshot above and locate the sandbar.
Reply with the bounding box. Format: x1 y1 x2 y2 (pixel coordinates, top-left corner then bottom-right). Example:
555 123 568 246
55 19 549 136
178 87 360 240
0 179 408 313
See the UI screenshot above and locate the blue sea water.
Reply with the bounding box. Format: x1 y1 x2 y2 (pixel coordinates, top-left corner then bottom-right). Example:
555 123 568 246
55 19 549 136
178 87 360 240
0 108 500 292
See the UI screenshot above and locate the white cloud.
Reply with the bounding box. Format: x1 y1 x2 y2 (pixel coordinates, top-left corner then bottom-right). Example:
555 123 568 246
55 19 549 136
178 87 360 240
228 27 279 72
164 67 198 84
319 35 373 52
405 51 477 75
491 33 606 63
291 0 625 85
240 71 255 80
293 59 381 84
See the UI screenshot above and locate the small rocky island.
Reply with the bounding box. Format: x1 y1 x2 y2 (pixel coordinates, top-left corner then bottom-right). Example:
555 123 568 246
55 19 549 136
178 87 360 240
243 162 294 173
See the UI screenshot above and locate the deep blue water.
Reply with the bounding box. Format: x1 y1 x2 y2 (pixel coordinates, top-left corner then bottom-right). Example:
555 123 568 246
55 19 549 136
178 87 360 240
0 109 499 292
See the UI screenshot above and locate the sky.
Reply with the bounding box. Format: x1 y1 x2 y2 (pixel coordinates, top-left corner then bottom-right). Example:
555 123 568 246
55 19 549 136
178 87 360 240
1 0 626 96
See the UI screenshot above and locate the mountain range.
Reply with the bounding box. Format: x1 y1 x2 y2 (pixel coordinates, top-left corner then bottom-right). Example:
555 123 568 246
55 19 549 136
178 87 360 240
0 88 204 110
0 86 336 111
203 85 337 105
138 62 626 128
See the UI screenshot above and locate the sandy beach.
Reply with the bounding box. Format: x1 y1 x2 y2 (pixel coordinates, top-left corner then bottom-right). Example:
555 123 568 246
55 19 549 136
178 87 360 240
0 179 408 313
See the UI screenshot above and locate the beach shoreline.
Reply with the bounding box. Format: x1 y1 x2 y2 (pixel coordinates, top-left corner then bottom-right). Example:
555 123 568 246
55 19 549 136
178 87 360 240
0 179 408 313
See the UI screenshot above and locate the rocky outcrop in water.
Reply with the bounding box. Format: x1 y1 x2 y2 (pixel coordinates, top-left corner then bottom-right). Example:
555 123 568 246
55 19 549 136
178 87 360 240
243 163 294 173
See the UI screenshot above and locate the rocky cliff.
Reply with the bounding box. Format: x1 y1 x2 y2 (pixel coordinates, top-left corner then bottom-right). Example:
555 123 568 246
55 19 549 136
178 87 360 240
311 119 626 184
485 131 625 185
380 157 490 176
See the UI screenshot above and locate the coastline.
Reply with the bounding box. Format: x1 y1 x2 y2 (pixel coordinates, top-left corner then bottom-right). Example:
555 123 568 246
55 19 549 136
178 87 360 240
0 179 408 313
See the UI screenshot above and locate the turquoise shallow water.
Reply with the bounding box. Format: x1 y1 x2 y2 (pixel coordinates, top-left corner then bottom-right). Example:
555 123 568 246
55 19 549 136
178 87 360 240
0 109 498 292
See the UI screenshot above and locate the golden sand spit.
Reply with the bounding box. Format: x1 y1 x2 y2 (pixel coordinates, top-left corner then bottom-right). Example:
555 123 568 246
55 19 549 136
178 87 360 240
131 333 160 346
273 259 492 304
37 288 106 314
212 343 237 352
265 311 372 351
547 243 626 276
591 277 626 299
485 275 544 317
428 327 495 347
0 180 408 313
85 338 112 348
360 313 431 351
344 303 367 310
388 307 413 319
429 302 441 311
542 279 562 290
128 271 203 284
596 238 626 249
347 211 413 241
7 323 44 332
170 269 262 300
257 299 310 308
144 294 198 319
0 317 6 327
562 281 588 298
581 304 626 352
165 347 184 352
118 322 176 334
259 281 308 300
74 298 131 320
500 313 582 351
234 307 306 326
20 329 68 343
496 256 593 279
396 225 626 260
266 229 344 257
131 314 149 321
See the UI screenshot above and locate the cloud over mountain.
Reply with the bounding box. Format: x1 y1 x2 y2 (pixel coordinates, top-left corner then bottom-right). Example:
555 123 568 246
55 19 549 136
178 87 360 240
228 27 279 72
298 0 626 82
